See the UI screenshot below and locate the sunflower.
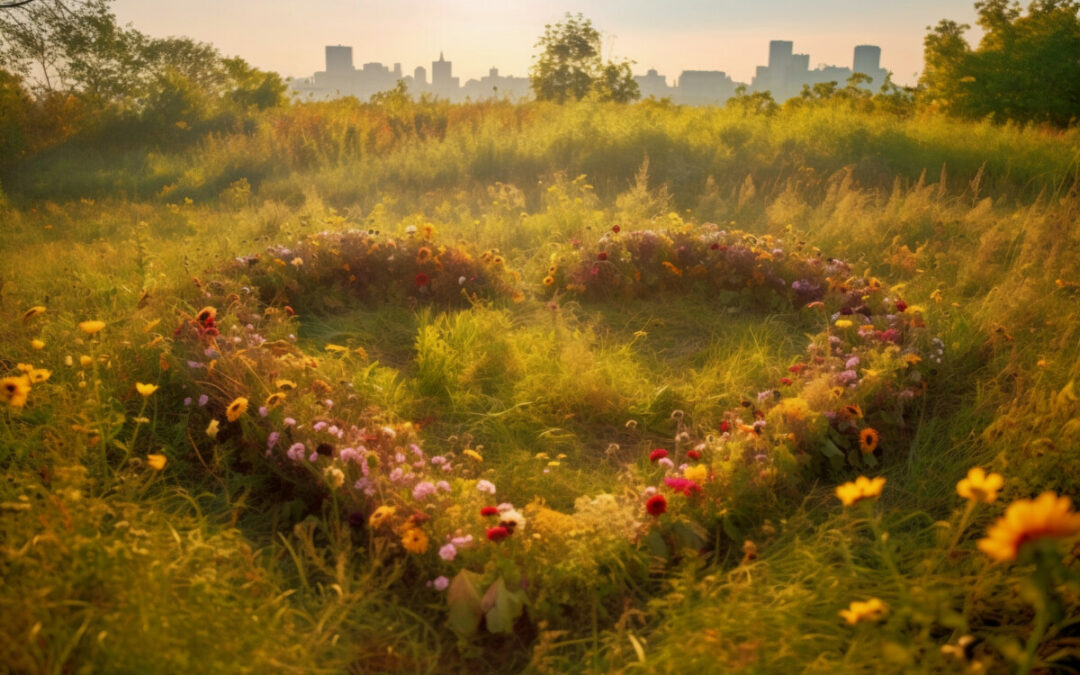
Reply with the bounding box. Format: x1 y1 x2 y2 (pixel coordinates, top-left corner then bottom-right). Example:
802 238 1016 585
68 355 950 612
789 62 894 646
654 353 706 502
859 428 879 454
1 376 31 409
21 306 46 322
275 379 297 391
28 368 51 384
977 492 1080 562
836 476 886 507
369 505 397 529
400 527 429 554
225 397 248 422
542 275 555 286
264 392 286 408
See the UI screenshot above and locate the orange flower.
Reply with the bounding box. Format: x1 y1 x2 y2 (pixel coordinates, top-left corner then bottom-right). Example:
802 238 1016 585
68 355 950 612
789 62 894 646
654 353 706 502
225 397 248 422
859 428 879 454
836 476 885 507
956 467 1003 504
1 376 31 409
78 320 106 335
977 492 1080 562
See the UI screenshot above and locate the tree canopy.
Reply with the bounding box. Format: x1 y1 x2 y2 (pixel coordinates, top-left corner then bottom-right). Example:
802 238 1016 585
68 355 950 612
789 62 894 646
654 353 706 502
529 13 640 103
921 0 1080 125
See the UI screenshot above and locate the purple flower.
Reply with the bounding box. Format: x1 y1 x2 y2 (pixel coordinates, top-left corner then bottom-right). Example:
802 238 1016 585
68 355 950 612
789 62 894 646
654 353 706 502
438 543 457 561
412 481 437 501
308 452 318 462
430 455 447 465
411 444 424 457
284 417 296 426
313 421 328 432
389 467 405 482
258 406 269 418
836 369 859 385
183 397 193 406
339 448 359 464
476 479 496 494
187 361 205 369
198 394 209 407
394 452 406 464
287 442 306 462
433 576 449 591
845 356 860 369
360 455 370 477
267 431 280 450
451 534 474 547
436 480 451 492
757 390 772 402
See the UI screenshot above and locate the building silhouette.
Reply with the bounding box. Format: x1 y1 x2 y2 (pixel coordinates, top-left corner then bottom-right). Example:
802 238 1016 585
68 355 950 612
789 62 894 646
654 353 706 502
290 40 890 105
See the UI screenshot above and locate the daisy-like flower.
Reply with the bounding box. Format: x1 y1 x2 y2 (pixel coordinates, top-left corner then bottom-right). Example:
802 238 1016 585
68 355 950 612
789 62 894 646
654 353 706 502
28 368 50 384
400 527 429 554
368 505 397 529
21 306 46 322
275 379 297 391
859 428 879 454
225 397 248 422
977 492 1080 562
839 598 887 625
835 476 886 507
146 454 167 471
1 376 31 409
264 392 286 408
956 467 1004 504
78 320 106 335
135 382 159 397
646 494 667 517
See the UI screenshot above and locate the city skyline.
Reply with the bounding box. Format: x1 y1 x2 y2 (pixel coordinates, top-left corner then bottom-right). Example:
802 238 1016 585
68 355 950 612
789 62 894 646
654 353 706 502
110 0 985 88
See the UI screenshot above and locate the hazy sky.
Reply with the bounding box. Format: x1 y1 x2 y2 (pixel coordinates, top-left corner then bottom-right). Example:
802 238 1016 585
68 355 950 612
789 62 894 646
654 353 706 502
111 1 984 86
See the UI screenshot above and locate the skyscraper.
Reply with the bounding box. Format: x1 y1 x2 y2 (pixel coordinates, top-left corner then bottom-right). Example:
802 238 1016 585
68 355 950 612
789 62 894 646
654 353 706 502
325 45 354 74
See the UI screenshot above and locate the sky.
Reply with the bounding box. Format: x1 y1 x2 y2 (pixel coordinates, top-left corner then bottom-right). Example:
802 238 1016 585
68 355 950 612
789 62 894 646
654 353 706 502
110 0 984 87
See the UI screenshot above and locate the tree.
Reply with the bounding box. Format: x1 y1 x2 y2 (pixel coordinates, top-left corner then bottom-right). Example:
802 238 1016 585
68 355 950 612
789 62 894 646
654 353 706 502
921 1 1080 125
529 13 639 103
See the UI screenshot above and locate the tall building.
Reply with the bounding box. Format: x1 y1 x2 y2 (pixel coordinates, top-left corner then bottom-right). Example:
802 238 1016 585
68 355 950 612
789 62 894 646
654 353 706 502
325 45 353 74
432 52 456 90
676 71 736 105
634 69 672 99
852 45 888 87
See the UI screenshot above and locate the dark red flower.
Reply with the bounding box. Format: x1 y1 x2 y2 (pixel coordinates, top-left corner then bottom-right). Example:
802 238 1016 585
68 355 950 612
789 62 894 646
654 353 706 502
612 225 621 233
646 494 667 517
788 364 805 373
710 243 720 250
895 299 908 313
780 377 793 386
719 421 730 433
486 526 509 542
415 273 430 287
597 251 608 261
480 506 499 517
649 448 668 462
686 449 701 460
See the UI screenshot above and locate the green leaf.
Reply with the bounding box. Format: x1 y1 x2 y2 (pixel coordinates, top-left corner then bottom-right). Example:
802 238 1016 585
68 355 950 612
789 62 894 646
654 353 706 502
821 439 845 469
643 529 669 559
447 569 486 637
482 577 526 634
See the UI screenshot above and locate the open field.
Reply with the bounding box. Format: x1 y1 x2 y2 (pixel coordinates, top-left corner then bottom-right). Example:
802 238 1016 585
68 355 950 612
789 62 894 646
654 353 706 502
2 99 1080 673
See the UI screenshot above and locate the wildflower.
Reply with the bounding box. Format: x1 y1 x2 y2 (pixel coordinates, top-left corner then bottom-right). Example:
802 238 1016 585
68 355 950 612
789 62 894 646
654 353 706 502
834 319 853 329
439 543 457 561
956 467 1004 504
835 476 886 506
225 397 248 422
842 403 863 419
646 494 667 517
79 355 93 368
687 449 701 460
597 251 608 261
486 526 509 542
895 299 908 313
205 419 220 438
542 275 555 286
198 394 209 407
415 273 430 288
135 382 158 397
146 454 167 471
612 225 620 233
369 506 397 529
78 320 106 335
1 376 31 409
657 457 674 469
196 307 217 323
28 368 50 384
839 598 887 625
412 481 437 501
433 575 450 591
977 492 1080 562
275 379 297 390
22 306 46 322
476 479 496 494
463 448 484 462
859 428 879 454
400 527 429 554
436 480 450 492
324 467 345 489
649 448 669 462
31 339 45 350
498 509 526 535
664 476 702 496
267 431 280 450
684 465 708 484
481 506 499 517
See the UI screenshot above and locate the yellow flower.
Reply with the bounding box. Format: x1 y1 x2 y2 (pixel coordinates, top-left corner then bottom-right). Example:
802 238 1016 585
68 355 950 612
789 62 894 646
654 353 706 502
836 476 886 507
369 505 397 529
834 319 853 329
956 467 1003 504
542 275 555 286
78 320 106 335
264 392 286 408
275 379 297 390
684 464 708 484
463 448 484 463
135 382 159 397
859 428 880 454
21 306 46 322
31 339 45 350
839 598 887 625
205 418 220 439
400 526 429 554
324 344 349 352
79 355 93 368
147 454 167 471
977 492 1080 562
225 397 248 422
28 368 51 384
1 376 31 409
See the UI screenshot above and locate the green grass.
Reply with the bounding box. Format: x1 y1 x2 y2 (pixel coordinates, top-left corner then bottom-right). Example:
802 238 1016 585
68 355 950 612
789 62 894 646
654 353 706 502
2 100 1080 673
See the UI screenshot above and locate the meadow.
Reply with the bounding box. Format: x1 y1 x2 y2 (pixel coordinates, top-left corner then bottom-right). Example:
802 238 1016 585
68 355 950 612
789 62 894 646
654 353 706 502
2 98 1080 673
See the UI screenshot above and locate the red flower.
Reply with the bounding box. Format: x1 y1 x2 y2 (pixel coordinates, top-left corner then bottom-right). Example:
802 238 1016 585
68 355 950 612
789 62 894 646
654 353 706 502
788 364 805 373
597 251 608 261
664 476 702 496
480 506 499 517
710 243 720 250
646 494 667 517
649 448 668 462
780 377 793 386
686 449 701 460
415 273 430 287
895 299 908 313
486 526 509 542
719 421 730 433
612 225 621 233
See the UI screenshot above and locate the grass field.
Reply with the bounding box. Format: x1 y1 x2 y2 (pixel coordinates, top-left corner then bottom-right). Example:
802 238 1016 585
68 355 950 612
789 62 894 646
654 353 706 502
2 98 1080 673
